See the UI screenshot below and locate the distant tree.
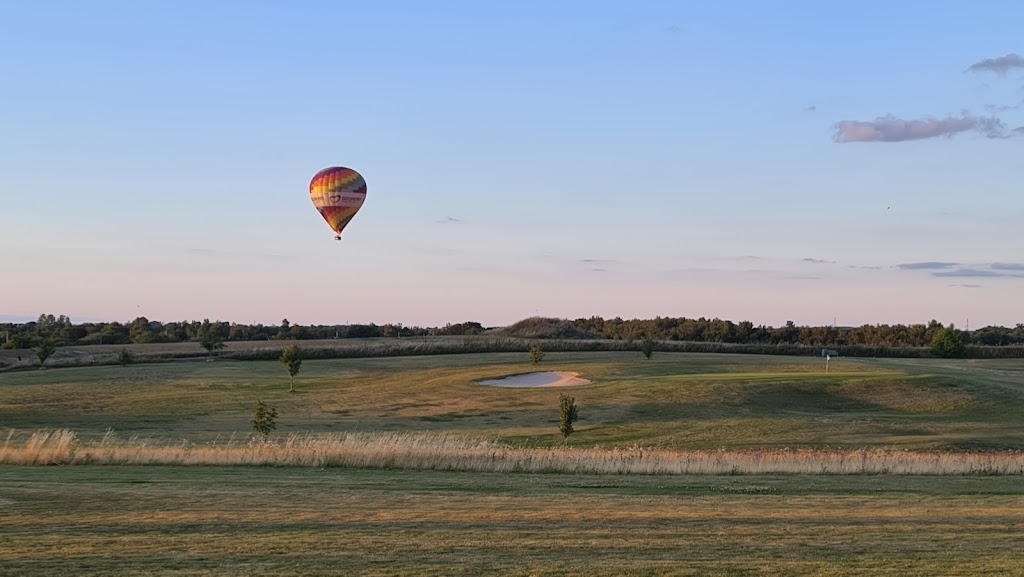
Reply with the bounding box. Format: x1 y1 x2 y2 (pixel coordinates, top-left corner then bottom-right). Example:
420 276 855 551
279 344 303 392
275 319 291 340
118 348 135 366
287 323 308 339
35 339 57 368
558 393 578 443
35 314 56 338
641 336 656 360
5 333 38 350
251 400 278 441
199 333 226 360
129 316 158 344
931 325 967 358
529 344 545 365
347 324 381 338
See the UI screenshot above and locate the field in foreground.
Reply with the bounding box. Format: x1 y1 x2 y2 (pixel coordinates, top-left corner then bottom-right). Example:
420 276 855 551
2 466 1024 576
3 351 1024 575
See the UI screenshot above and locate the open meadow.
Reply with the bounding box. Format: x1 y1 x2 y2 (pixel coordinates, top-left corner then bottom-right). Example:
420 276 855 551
3 350 1024 575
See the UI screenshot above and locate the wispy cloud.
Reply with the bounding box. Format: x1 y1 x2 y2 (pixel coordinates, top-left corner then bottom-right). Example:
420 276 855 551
804 105 817 112
898 262 959 270
966 53 1024 76
899 261 1024 278
992 262 1024 271
579 258 617 264
833 113 1013 143
437 216 462 223
948 284 983 288
802 257 835 264
835 54 1024 145
933 268 1006 278
664 25 681 35
985 99 1024 114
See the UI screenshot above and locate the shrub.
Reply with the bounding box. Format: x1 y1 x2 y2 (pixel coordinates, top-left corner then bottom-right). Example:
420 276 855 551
559 393 578 443
641 337 655 359
529 344 545 365
251 400 278 441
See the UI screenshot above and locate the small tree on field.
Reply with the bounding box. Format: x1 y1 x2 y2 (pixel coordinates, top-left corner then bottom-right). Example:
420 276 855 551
200 333 226 360
529 344 545 365
251 400 277 441
35 339 57 369
279 344 303 392
118 348 135 366
641 336 656 360
558 392 578 443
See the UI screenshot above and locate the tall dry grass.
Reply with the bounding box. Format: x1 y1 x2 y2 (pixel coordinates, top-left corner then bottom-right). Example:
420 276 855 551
3 428 1023 475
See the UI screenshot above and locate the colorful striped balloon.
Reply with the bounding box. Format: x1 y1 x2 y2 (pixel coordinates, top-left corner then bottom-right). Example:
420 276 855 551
309 167 367 240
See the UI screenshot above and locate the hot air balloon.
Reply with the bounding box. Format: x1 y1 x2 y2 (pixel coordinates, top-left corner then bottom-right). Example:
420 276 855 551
309 167 367 240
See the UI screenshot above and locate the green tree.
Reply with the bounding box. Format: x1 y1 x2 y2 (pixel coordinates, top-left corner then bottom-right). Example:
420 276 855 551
199 333 226 360
129 316 157 344
35 339 57 368
529 344 545 365
251 400 278 441
641 336 656 360
558 393 579 443
117 348 135 366
279 344 303 392
275 318 291 340
931 325 967 358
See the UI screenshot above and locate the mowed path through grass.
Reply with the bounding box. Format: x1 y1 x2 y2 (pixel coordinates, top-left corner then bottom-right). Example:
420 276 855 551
2 351 1024 450
2 466 1023 576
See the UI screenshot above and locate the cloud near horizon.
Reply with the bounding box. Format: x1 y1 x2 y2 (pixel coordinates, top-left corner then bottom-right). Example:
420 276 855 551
833 113 1013 143
898 262 959 270
966 53 1024 75
897 261 1024 278
933 268 1006 278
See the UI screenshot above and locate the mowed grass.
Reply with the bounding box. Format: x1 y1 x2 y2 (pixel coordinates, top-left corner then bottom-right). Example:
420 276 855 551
2 351 1023 450
2 466 1024 576
4 351 1024 575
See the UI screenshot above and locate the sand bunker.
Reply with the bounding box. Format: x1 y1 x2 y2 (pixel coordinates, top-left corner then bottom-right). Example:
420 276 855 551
479 371 590 388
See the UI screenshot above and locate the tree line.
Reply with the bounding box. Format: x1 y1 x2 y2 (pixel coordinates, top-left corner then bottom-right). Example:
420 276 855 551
0 315 485 349
3 313 1023 351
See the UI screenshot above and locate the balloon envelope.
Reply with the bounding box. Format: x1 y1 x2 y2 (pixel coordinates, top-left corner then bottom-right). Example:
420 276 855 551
309 167 367 239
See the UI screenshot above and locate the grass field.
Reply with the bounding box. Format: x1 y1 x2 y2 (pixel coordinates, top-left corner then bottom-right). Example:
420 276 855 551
2 351 1023 450
3 467 1024 576
3 350 1024 575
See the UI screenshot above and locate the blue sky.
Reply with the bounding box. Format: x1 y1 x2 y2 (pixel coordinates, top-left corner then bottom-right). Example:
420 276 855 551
2 1 1022 328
